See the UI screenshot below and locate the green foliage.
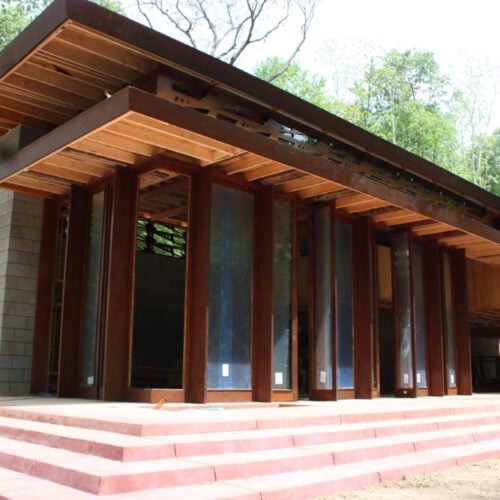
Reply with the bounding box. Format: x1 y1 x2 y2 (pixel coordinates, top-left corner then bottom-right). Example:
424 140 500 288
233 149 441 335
255 57 336 111
346 49 458 171
137 218 186 259
0 0 124 49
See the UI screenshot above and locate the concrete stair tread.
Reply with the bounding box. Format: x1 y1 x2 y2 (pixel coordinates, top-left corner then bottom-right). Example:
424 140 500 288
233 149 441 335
2 400 500 436
3 441 500 500
0 415 176 461
220 440 500 499
0 408 499 463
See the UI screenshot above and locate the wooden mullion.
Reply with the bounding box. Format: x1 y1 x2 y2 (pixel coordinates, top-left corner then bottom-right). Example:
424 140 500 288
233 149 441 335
252 187 274 402
353 217 374 398
451 249 472 395
424 240 445 396
101 169 137 400
184 170 211 403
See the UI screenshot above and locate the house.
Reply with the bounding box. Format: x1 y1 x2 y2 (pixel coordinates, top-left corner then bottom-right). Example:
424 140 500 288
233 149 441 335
0 0 498 403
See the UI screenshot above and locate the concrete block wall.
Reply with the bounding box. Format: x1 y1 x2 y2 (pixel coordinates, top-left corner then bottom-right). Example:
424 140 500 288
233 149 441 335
0 190 43 396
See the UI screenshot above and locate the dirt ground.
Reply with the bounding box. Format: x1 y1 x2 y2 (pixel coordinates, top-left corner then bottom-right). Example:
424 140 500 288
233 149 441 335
325 458 500 499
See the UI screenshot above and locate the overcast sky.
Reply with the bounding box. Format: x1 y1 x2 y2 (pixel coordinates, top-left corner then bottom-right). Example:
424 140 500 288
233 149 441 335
125 0 499 131
241 0 500 131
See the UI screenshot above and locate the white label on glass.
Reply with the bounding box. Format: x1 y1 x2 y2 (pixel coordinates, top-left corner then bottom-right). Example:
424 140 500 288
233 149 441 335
417 373 421 384
222 364 229 377
275 372 283 385
320 371 326 384
450 374 455 384
87 376 94 385
403 373 409 384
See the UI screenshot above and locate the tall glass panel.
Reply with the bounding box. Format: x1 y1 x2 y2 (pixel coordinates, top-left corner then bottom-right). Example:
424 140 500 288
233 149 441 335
131 171 189 389
80 191 105 386
273 199 292 390
314 206 333 389
442 253 456 388
412 243 427 388
394 233 413 389
208 184 253 389
336 220 354 389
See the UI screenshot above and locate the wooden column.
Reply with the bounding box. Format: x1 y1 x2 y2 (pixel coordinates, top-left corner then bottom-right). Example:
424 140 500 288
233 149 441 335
451 249 472 395
353 217 374 398
184 171 211 403
101 169 138 401
58 186 89 397
252 187 274 402
423 241 445 396
31 199 59 394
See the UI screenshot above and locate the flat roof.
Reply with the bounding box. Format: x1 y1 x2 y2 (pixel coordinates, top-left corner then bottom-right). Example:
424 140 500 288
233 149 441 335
0 0 499 264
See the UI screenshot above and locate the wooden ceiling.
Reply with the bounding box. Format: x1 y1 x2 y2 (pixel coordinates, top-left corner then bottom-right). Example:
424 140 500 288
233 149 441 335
0 0 499 266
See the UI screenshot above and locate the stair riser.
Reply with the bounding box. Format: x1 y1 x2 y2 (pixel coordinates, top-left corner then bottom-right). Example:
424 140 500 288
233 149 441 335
2 405 500 437
0 449 216 495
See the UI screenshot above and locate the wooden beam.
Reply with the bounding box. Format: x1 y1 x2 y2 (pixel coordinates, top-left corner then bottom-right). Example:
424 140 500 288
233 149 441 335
101 168 137 401
451 249 472 395
353 217 375 398
252 187 274 402
184 170 211 403
423 240 445 396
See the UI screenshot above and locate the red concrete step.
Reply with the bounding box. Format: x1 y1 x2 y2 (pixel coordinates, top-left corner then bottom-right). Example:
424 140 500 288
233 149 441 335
2 401 500 437
1 436 500 499
0 411 499 463
0 420 499 495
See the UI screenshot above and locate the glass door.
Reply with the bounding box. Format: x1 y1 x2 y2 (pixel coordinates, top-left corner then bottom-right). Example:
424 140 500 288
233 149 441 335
392 232 428 397
310 204 335 399
78 188 109 398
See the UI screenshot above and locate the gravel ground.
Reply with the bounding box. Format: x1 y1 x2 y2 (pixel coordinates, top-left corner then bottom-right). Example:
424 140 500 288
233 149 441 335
323 458 500 499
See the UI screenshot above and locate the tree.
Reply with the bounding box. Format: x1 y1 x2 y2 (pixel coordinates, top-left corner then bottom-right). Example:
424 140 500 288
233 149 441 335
337 49 459 171
451 58 500 190
0 0 124 49
135 0 320 80
255 56 334 109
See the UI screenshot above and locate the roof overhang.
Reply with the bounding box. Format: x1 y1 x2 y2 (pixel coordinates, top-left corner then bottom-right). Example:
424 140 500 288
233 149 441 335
0 0 499 265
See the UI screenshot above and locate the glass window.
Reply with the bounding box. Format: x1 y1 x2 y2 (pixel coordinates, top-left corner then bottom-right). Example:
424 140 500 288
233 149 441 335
442 253 456 388
130 171 189 389
208 184 254 389
313 206 333 389
413 243 427 388
393 233 413 389
80 191 105 386
273 199 292 390
336 220 354 389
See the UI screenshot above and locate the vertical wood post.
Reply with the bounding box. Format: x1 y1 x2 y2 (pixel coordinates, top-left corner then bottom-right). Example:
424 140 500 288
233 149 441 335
423 240 445 396
451 249 472 395
31 199 58 394
252 187 274 402
353 217 374 398
185 171 211 403
101 169 138 401
58 186 88 397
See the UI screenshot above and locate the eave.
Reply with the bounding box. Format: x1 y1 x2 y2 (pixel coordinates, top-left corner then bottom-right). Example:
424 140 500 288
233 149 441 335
0 86 499 265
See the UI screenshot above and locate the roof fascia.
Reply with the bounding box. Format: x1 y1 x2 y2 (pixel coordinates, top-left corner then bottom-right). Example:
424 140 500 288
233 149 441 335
0 85 132 181
1 85 498 244
1 0 498 213
60 0 500 213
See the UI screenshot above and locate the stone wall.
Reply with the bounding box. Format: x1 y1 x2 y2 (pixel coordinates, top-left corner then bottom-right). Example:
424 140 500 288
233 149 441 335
0 191 43 396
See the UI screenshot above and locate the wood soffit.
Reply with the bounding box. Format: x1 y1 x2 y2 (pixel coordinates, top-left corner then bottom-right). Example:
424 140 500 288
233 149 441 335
0 0 499 265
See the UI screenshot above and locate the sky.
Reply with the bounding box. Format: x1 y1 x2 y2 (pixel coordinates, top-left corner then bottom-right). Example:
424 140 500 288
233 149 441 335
245 0 500 132
124 0 500 132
